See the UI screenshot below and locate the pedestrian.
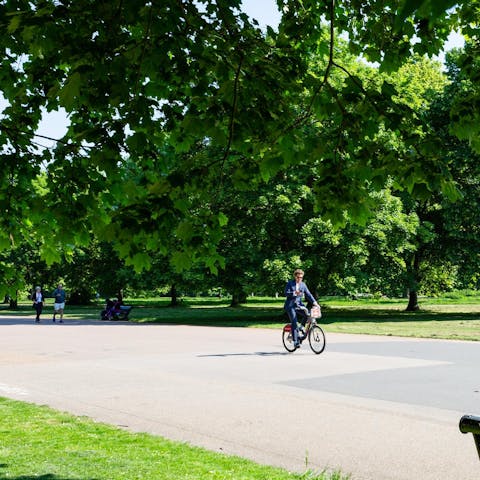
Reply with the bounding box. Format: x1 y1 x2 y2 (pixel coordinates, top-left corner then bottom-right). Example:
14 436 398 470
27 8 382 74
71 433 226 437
52 283 66 323
284 269 319 348
32 286 45 323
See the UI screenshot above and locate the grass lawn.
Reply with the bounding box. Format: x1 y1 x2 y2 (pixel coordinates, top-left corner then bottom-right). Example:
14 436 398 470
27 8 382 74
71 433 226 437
0 397 346 480
323 306 480 340
2 294 480 341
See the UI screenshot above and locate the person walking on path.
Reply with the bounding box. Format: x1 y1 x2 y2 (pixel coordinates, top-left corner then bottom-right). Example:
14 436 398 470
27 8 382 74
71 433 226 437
32 286 45 323
52 283 66 323
284 269 319 348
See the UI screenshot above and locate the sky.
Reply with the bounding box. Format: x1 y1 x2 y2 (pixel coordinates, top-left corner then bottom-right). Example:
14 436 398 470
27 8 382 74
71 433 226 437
241 0 281 28
2 1 465 145
241 0 464 55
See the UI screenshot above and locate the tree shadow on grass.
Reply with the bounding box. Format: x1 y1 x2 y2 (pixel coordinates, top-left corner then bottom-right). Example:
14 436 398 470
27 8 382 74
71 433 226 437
321 307 480 324
153 306 480 327
0 477 90 480
131 306 480 328
0 470 98 480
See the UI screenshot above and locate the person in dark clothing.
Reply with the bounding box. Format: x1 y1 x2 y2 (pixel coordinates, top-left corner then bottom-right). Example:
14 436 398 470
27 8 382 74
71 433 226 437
52 283 67 323
32 286 45 323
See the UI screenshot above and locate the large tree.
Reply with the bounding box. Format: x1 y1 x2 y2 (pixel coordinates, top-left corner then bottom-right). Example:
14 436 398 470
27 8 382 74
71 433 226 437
404 48 480 299
0 0 475 295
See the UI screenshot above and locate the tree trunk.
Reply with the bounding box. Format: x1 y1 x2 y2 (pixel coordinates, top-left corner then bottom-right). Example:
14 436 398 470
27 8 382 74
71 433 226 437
6 293 17 310
230 290 247 307
405 290 419 311
170 284 179 307
405 251 421 311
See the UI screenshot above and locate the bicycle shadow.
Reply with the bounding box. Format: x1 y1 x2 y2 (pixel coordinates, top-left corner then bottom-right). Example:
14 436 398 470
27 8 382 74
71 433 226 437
197 351 291 358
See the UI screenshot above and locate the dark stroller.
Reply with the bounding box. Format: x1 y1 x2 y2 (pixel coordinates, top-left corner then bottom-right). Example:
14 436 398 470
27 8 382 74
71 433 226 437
101 298 133 321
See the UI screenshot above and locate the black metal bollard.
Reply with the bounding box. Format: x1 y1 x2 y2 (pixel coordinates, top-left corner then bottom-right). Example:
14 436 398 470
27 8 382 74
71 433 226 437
459 414 480 459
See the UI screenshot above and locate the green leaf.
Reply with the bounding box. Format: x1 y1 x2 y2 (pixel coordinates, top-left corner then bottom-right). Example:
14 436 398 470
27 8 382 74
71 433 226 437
218 212 228 227
0 234 11 250
170 251 192 272
395 0 423 30
126 132 148 154
175 221 194 242
381 81 398 99
7 13 21 33
129 253 152 273
259 155 283 182
58 72 82 111
39 243 59 266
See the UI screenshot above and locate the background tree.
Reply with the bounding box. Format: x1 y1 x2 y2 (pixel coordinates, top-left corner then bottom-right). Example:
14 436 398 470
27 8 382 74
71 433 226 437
416 49 480 292
392 49 480 309
382 55 453 310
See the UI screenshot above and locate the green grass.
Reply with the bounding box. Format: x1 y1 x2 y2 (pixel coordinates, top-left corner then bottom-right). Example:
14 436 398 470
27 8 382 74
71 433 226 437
0 397 346 480
2 295 480 341
321 305 480 341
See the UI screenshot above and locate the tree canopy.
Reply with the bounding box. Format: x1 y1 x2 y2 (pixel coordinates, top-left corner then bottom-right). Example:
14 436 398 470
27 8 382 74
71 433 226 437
0 0 478 294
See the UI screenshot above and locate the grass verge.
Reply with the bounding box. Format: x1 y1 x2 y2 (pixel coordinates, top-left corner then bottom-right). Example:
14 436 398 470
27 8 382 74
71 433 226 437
0 397 347 480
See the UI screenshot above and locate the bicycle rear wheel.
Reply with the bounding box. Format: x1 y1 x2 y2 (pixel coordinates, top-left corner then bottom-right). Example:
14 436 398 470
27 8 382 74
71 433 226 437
308 325 326 354
282 325 297 352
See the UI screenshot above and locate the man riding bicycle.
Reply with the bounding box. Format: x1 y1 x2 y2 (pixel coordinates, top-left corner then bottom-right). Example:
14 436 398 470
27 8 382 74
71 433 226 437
284 269 320 348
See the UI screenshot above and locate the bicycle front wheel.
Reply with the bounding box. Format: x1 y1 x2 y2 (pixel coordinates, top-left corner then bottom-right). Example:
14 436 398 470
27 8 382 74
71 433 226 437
308 325 326 354
282 325 297 352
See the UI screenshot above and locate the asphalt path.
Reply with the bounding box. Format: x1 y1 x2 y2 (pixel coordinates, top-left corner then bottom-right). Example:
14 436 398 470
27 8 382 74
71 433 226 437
0 316 479 479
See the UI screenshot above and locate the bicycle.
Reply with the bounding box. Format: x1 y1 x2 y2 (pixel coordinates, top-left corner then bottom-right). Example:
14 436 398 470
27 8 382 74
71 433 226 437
282 305 326 354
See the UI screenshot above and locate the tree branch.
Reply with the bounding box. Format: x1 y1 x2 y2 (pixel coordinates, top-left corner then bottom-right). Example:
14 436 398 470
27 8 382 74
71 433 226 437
221 55 243 168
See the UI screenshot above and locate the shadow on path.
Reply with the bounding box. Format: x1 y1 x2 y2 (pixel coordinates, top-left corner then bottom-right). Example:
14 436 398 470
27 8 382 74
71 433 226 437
0 317 142 327
198 351 290 357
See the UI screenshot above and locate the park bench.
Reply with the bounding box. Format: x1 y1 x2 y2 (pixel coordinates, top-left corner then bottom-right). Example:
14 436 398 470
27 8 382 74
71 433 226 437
459 414 480 459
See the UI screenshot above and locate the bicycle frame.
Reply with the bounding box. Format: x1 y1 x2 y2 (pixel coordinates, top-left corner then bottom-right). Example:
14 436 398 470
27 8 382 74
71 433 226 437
284 311 318 334
306 314 319 328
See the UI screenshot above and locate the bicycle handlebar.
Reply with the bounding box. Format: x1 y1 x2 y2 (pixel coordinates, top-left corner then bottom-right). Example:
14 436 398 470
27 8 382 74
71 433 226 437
460 415 480 435
459 415 480 460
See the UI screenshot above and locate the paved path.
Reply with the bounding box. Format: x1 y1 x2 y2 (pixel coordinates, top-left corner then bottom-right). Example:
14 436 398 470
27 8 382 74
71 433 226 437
0 316 479 479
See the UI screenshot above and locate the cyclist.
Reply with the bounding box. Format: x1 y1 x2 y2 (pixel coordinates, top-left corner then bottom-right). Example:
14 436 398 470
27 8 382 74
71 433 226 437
284 269 320 348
